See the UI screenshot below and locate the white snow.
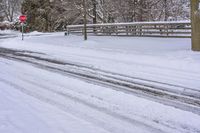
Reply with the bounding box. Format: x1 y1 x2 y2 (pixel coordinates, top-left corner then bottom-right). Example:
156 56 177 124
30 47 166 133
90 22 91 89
0 30 19 34
0 32 200 91
0 31 200 133
0 58 200 133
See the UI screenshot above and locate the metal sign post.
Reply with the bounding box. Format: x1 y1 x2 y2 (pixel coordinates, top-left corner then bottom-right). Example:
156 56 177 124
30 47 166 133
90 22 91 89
19 15 27 41
21 23 24 40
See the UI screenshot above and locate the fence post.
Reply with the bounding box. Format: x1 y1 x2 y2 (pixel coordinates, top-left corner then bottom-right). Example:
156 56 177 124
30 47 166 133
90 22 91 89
166 24 169 37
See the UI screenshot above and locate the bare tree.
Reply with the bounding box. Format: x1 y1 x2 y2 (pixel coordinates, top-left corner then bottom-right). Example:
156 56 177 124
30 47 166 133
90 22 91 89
0 0 22 22
21 0 190 31
0 0 5 21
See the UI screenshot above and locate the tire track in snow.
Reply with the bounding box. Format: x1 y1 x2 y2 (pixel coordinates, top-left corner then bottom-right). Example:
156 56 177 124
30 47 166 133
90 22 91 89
1 48 200 108
21 77 200 133
1 51 200 116
0 77 170 133
0 65 199 133
0 60 199 132
0 46 200 93
1 56 200 132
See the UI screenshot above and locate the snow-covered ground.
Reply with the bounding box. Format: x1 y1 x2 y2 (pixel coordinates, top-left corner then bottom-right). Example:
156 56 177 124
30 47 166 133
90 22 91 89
0 31 200 133
0 58 200 133
0 32 200 90
0 30 19 39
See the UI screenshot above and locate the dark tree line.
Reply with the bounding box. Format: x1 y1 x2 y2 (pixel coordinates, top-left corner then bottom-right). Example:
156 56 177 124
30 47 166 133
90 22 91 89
21 0 190 32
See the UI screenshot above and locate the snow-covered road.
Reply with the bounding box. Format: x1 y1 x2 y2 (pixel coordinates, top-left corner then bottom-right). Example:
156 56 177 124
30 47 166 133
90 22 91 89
1 32 200 91
0 47 199 113
0 33 17 39
0 58 200 133
1 32 200 133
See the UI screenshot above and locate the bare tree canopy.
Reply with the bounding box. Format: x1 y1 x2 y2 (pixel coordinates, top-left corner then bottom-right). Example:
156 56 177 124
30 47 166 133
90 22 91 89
0 0 22 22
20 0 190 32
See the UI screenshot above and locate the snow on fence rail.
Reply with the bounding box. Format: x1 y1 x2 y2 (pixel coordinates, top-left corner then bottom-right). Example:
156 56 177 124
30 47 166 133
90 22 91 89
67 21 191 38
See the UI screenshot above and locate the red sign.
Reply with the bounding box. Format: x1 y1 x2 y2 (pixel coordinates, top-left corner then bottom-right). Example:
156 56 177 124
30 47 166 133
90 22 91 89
19 15 27 23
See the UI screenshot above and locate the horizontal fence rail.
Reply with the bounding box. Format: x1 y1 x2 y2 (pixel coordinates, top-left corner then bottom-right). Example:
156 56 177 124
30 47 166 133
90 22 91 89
67 21 191 38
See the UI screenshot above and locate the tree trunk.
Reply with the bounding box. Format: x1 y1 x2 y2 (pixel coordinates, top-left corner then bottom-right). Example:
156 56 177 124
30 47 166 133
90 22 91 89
191 0 200 51
92 0 97 24
83 0 87 40
164 0 168 21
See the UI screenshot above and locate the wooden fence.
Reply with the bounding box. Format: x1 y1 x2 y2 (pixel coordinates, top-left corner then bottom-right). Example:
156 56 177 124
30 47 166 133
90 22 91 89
67 21 191 38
